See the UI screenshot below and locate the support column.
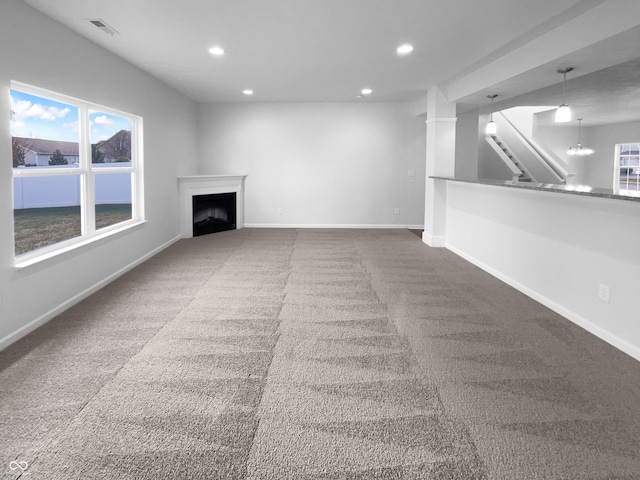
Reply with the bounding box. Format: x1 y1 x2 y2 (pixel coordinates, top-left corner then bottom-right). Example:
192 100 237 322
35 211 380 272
422 85 456 247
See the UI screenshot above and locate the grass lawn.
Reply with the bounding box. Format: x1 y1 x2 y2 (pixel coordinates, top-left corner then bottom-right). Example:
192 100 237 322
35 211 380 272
14 204 132 256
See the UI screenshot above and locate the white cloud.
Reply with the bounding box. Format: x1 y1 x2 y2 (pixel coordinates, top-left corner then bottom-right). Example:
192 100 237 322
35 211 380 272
49 106 71 118
94 115 114 127
10 119 26 136
10 97 71 121
28 104 55 120
63 120 79 133
11 99 34 118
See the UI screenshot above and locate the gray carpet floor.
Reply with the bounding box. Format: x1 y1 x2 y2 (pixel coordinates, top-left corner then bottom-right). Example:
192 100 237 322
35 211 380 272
2 228 640 479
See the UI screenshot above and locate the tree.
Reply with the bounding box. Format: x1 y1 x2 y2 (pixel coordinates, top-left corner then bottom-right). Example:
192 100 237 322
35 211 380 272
49 149 68 165
92 144 105 163
12 137 26 167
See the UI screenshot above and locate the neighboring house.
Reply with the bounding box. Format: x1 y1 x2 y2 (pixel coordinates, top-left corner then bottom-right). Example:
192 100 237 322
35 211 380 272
14 137 79 166
13 129 131 166
95 129 131 162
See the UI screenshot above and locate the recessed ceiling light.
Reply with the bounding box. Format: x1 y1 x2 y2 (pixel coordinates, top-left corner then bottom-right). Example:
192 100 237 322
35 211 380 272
397 44 414 55
208 46 225 56
243 89 253 95
361 88 372 95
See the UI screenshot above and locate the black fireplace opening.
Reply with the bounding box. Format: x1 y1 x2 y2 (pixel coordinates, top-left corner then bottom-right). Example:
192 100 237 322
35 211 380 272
192 192 237 237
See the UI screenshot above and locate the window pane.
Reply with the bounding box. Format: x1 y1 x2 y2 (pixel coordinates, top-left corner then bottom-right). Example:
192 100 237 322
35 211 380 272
10 90 79 169
620 174 640 194
95 172 132 230
13 175 82 256
11 84 142 260
91 110 133 230
90 111 131 163
620 157 637 166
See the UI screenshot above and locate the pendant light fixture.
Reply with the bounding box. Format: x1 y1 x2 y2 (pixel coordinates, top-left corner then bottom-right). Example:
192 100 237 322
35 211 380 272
567 118 593 156
485 94 498 135
555 67 573 123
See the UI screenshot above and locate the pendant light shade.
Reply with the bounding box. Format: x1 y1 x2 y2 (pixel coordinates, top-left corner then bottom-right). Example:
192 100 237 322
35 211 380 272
555 104 571 123
567 118 593 156
485 94 498 135
555 67 573 123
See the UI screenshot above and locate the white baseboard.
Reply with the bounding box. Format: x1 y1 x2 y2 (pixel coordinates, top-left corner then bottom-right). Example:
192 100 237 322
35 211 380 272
0 234 183 352
421 231 446 247
244 223 424 229
447 243 640 363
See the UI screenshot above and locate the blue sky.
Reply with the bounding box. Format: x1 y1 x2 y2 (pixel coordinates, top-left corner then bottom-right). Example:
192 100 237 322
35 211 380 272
10 89 130 143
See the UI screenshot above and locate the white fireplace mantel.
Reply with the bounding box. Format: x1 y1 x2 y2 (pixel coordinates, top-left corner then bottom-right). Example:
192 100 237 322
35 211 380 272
178 175 247 238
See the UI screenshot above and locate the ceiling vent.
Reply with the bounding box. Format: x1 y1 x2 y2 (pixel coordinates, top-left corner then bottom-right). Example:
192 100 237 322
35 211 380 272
89 19 119 36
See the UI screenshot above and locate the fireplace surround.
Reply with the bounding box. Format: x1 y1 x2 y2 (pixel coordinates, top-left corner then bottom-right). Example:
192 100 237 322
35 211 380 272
178 175 246 238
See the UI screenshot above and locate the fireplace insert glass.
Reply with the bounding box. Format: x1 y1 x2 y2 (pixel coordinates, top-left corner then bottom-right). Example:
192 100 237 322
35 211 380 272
192 192 236 236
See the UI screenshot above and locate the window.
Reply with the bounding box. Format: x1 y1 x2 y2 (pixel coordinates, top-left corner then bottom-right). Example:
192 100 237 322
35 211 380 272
615 143 640 197
10 82 143 263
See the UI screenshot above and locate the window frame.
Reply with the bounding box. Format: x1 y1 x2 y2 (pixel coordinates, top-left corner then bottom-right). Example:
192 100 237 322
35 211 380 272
11 81 145 267
613 143 640 198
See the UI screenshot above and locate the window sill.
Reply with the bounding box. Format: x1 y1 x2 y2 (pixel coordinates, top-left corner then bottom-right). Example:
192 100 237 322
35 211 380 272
14 220 147 270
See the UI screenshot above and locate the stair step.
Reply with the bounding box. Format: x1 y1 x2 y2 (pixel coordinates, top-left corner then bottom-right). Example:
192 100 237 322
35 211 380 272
488 134 540 184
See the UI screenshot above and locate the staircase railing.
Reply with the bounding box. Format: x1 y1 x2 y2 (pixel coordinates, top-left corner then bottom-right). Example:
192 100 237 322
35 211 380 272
496 112 569 183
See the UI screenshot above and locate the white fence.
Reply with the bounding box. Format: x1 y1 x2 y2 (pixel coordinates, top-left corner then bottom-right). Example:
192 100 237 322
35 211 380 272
13 164 132 209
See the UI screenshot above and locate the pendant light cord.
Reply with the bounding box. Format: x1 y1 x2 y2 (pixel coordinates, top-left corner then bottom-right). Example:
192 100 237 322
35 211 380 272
577 119 581 144
557 67 573 106
487 94 498 121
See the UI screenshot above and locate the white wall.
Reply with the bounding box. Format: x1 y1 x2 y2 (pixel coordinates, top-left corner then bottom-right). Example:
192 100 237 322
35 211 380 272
533 119 640 189
585 120 640 189
445 180 640 360
534 122 587 184
0 0 198 348
197 103 426 227
454 109 479 181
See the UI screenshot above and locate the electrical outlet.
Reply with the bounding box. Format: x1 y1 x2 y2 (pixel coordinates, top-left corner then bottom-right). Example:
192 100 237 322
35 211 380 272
407 169 415 177
598 283 610 303
277 208 283 214
164 219 169 230
394 208 400 215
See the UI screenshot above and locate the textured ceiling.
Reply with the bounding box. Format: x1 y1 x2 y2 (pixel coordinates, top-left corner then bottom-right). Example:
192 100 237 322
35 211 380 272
484 55 640 127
